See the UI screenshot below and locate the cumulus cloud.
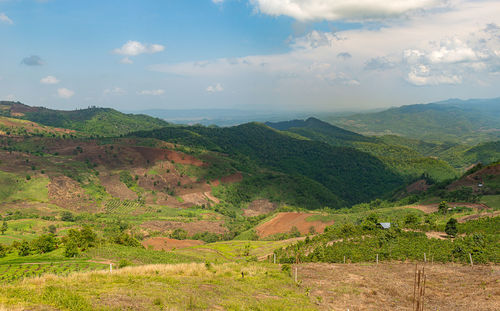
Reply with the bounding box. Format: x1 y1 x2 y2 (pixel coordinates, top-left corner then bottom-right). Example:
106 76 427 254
137 89 165 96
249 0 447 21
0 12 13 25
206 83 224 93
40 75 60 84
113 41 165 56
21 55 45 66
364 57 396 71
120 57 134 64
57 88 74 99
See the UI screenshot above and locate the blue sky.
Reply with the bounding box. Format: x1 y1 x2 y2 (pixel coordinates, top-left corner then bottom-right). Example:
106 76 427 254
1 0 500 111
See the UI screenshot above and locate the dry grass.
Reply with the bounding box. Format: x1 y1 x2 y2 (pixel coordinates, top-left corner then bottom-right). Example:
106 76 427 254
296 262 500 311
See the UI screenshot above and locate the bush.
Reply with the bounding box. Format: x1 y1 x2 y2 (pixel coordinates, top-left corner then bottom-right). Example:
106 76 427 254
31 234 57 254
118 259 132 268
0 244 6 258
18 240 31 256
445 218 458 237
64 241 79 258
60 211 75 222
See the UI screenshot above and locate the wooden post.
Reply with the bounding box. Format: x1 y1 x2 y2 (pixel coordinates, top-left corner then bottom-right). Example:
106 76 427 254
376 254 379 264
469 253 473 267
274 253 276 264
295 267 298 283
343 256 346 264
424 253 426 263
110 263 112 273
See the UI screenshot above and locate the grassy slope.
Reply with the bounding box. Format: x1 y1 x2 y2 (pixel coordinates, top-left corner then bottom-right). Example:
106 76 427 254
0 263 316 311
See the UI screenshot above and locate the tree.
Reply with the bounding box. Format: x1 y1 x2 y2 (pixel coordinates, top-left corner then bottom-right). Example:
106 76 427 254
0 244 6 258
60 211 75 222
445 218 458 237
64 240 79 258
438 201 449 214
0 221 7 235
47 225 57 234
18 240 31 256
31 234 57 254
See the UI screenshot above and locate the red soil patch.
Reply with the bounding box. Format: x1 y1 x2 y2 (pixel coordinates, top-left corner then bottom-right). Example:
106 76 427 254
211 172 243 186
255 212 334 238
141 220 228 235
243 199 277 217
48 176 99 212
448 163 500 192
457 211 500 223
142 237 204 251
406 179 430 194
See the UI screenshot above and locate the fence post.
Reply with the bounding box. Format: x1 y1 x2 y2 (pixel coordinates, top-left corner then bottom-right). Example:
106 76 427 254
274 253 276 264
110 263 112 273
424 253 426 263
344 256 346 264
469 253 473 267
376 254 379 264
295 267 298 283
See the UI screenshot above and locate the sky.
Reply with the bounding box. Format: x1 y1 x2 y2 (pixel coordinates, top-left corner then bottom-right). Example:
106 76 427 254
1 0 500 112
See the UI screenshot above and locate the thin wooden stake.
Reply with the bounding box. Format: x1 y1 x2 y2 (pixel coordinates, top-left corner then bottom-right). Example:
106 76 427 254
424 253 426 263
294 267 298 283
376 254 379 264
343 256 346 264
273 253 276 264
469 253 473 267
110 263 112 273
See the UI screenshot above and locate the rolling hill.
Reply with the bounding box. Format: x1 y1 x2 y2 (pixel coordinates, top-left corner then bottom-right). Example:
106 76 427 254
326 97 500 144
0 101 169 137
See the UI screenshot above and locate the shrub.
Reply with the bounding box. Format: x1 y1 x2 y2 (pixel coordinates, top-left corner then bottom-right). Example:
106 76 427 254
60 211 75 222
118 259 132 268
64 241 79 258
445 218 458 237
31 234 57 254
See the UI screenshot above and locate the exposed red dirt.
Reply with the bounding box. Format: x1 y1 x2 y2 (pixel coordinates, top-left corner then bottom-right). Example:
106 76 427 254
211 172 243 186
405 179 430 194
448 163 500 192
48 176 100 212
141 237 204 251
457 211 500 223
243 199 277 217
255 212 334 238
141 220 228 235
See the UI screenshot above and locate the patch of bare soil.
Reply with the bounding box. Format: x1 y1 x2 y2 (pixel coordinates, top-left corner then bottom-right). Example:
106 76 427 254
255 212 334 238
142 237 204 251
96 293 151 310
296 263 499 311
406 179 430 194
458 211 500 223
211 172 243 186
448 163 500 192
141 220 228 235
98 174 137 200
243 199 277 217
48 176 99 212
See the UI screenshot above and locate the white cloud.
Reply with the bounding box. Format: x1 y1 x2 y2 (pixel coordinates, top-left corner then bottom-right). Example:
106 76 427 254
104 87 126 95
212 0 224 4
0 13 13 25
40 75 60 84
57 88 75 99
249 0 447 21
206 83 224 93
113 41 165 56
137 89 165 96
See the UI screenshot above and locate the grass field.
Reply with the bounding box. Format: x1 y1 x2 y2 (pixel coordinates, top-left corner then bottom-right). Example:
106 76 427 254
482 195 500 209
0 263 316 310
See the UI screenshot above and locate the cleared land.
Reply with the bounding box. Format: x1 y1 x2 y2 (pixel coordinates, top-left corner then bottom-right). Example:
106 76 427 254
256 212 334 238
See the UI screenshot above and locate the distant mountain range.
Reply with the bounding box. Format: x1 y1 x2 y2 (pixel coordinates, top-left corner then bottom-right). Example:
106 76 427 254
326 97 500 144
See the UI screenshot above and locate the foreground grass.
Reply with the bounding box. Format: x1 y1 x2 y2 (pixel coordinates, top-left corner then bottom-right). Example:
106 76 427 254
0 263 316 311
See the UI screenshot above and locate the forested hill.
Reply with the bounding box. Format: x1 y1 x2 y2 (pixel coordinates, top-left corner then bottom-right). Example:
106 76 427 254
266 117 373 146
131 123 404 205
327 98 500 144
0 101 169 136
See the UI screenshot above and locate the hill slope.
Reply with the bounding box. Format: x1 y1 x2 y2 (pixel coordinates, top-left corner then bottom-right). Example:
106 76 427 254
131 123 404 205
0 101 169 136
327 98 500 144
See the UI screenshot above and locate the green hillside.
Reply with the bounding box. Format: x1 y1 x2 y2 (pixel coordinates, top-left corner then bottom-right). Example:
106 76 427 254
267 118 458 182
0 101 169 136
131 123 404 205
327 98 500 144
